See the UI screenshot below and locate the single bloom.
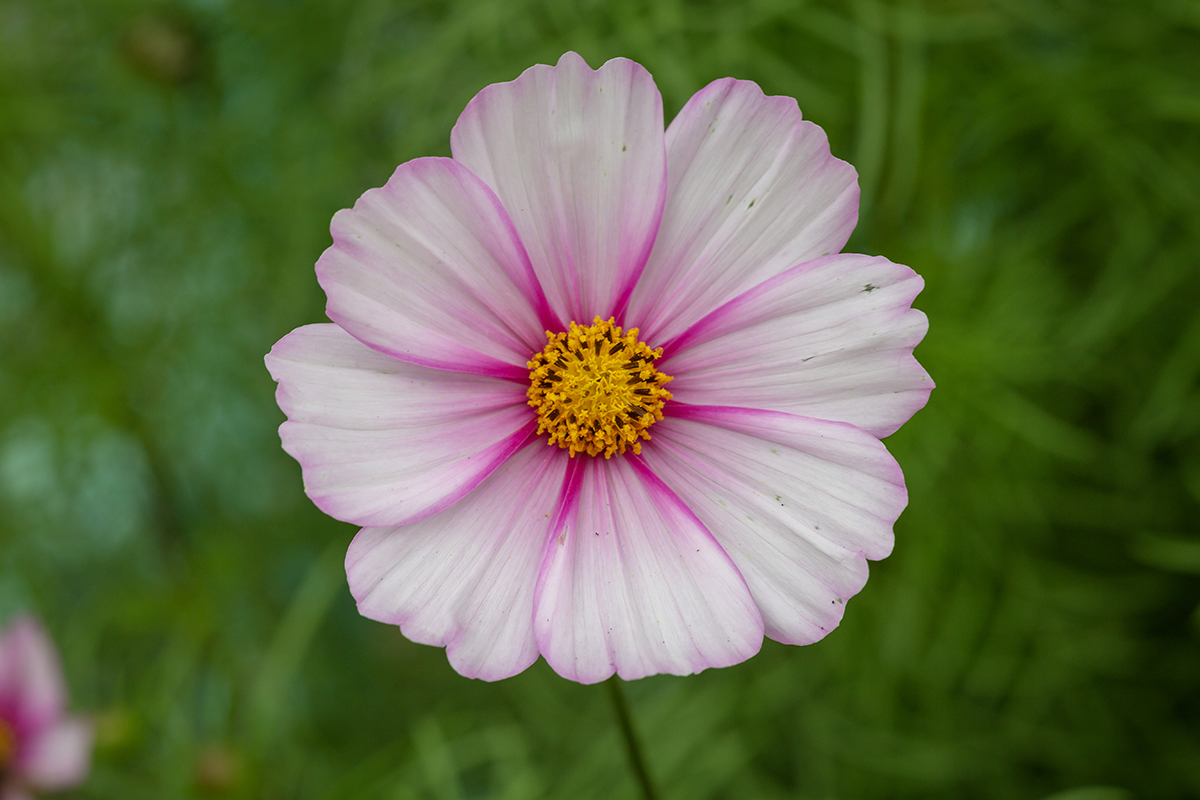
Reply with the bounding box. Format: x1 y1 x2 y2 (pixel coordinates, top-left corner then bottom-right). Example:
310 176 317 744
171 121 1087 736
0 616 92 799
267 52 932 683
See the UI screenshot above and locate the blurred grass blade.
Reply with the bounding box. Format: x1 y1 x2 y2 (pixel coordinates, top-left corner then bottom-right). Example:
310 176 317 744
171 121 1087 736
247 544 344 751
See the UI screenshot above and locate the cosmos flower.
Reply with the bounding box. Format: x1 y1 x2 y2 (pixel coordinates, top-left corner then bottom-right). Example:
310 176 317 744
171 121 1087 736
267 53 931 683
0 616 92 799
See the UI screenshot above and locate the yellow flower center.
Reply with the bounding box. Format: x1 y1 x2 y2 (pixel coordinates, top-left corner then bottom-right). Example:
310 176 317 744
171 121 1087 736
527 317 672 458
0 717 16 768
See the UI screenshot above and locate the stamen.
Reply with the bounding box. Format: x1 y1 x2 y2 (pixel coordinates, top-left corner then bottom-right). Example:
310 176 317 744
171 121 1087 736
0 717 15 769
526 317 673 458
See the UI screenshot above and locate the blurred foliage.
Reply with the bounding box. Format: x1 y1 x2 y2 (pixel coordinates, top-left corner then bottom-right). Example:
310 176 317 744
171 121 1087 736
1 0 1198 797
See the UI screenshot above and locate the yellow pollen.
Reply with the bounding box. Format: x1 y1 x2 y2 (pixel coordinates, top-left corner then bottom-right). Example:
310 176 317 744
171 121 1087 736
0 717 15 768
527 317 672 458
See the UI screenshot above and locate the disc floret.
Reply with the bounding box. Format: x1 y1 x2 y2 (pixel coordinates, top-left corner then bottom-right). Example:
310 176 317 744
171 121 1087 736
527 317 672 458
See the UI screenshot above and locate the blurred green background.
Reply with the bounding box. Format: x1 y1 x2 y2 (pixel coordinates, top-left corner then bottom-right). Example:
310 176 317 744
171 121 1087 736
2 0 1199 797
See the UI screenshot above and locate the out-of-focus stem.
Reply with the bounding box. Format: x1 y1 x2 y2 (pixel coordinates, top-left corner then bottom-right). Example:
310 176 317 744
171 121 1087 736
605 676 659 800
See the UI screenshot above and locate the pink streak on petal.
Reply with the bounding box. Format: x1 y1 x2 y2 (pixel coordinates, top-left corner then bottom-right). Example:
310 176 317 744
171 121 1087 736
544 449 587 558
451 52 667 325
642 405 906 645
0 617 65 737
627 77 859 343
316 156 558 379
19 718 92 791
346 442 569 681
267 324 535 528
532 454 763 683
662 403 905 558
659 253 932 438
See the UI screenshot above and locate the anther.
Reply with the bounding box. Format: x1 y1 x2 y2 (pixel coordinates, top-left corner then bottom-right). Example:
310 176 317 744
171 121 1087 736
526 317 672 458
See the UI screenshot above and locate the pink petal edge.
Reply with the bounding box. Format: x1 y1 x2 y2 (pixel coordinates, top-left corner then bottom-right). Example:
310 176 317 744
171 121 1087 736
627 77 860 344
452 52 667 325
266 324 535 528
532 454 763 683
643 404 906 644
346 442 569 681
0 617 65 736
659 253 933 438
316 157 557 380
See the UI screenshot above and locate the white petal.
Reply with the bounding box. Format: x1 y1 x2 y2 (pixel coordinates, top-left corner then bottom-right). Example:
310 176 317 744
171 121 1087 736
451 52 667 324
660 254 932 438
316 156 554 380
533 456 763 683
641 406 906 645
627 77 859 343
20 717 92 790
266 324 534 527
346 443 568 681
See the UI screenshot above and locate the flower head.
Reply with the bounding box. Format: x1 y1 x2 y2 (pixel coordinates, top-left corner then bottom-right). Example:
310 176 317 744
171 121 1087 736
0 616 92 797
267 53 932 683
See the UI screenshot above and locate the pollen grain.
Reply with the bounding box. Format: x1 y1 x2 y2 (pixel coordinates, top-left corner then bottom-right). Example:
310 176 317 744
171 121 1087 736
527 317 672 458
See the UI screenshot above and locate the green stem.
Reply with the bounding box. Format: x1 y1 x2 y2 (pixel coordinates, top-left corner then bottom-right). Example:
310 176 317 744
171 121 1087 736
605 676 659 800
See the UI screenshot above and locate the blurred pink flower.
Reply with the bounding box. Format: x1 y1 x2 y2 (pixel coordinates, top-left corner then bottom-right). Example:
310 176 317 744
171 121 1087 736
267 53 931 683
0 616 92 799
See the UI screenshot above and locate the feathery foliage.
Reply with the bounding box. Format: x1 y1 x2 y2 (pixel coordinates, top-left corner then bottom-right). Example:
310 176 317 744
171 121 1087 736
1 0 1198 797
